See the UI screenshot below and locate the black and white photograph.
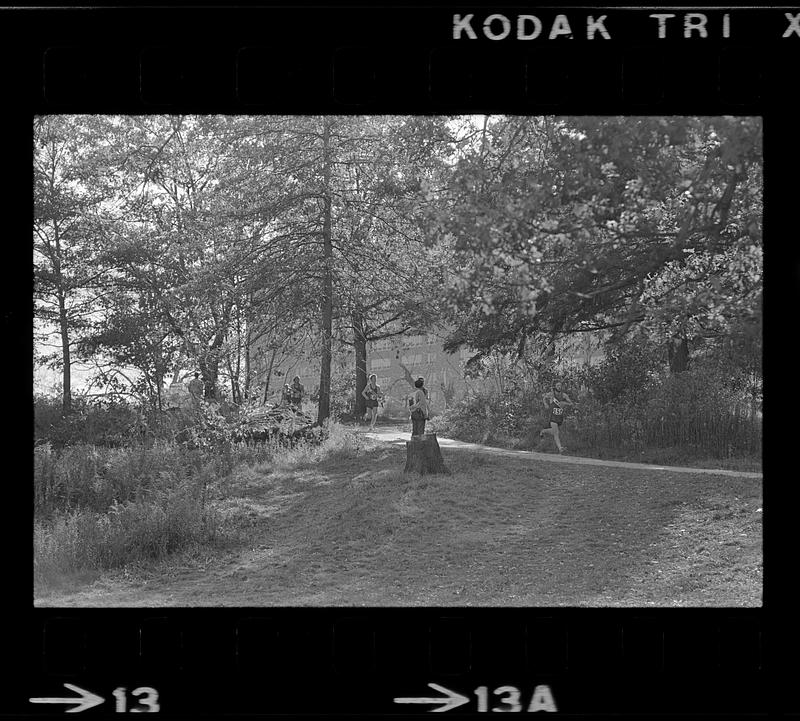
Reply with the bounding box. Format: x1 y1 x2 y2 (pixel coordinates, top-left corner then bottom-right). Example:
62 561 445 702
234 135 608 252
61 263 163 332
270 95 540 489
33 114 762 607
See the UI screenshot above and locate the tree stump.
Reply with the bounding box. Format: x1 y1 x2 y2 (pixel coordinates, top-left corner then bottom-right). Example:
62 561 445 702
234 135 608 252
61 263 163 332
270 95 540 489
403 433 451 475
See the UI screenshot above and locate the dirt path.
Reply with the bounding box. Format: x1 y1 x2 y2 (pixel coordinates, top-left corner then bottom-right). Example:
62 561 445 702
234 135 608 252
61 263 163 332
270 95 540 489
364 424 762 479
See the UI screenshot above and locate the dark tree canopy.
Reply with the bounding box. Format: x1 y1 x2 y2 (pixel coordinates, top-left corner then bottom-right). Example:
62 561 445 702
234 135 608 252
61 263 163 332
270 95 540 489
429 116 762 368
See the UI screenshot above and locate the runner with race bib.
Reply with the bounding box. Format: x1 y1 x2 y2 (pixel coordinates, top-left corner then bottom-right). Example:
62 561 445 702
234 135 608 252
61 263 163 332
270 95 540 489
539 381 575 454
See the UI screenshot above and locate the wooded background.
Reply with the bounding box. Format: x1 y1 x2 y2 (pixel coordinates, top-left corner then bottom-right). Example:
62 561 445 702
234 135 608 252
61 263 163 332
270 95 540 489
34 115 762 457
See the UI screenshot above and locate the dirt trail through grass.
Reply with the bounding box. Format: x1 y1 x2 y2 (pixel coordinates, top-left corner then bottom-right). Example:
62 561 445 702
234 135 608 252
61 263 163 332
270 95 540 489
367 425 762 478
35 428 762 607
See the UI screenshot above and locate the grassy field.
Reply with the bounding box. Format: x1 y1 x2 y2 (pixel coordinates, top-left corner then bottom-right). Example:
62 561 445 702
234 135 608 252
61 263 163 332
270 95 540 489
34 427 762 607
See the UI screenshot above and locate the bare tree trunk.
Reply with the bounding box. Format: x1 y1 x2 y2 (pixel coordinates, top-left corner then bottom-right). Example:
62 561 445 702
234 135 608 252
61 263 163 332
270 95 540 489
199 357 214 399
263 347 277 404
232 348 241 405
200 333 226 399
51 223 72 415
143 371 156 412
243 317 252 402
317 117 334 425
231 306 243 404
57 290 72 415
353 310 368 418
153 354 165 412
226 354 240 405
494 351 505 394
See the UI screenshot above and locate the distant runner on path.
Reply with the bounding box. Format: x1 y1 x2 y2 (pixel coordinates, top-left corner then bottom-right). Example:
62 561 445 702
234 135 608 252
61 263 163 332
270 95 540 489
539 381 575 454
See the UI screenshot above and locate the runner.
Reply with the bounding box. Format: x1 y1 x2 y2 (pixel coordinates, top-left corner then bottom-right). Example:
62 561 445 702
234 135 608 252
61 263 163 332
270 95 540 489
361 373 383 430
539 381 575 454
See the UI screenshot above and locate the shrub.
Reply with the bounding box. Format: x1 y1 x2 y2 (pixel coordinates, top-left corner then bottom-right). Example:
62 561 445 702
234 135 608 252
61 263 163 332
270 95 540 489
185 402 235 451
33 396 63 440
329 370 356 420
428 385 549 446
578 337 662 405
34 395 144 448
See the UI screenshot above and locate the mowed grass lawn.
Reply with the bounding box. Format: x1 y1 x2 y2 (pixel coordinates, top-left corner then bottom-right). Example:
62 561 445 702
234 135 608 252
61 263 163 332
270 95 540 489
35 437 762 607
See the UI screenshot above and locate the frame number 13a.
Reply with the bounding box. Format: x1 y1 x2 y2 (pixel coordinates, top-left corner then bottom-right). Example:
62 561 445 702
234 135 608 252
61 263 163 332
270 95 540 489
475 685 557 712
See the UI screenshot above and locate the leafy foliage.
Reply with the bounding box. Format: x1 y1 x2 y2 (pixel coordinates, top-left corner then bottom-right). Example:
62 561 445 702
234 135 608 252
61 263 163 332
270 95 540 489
428 116 762 367
579 334 663 405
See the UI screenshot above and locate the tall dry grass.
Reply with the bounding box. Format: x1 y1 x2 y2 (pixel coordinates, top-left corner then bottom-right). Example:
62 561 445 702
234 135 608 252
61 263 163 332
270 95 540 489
33 440 225 591
573 403 762 459
34 488 221 588
430 377 761 466
33 422 359 593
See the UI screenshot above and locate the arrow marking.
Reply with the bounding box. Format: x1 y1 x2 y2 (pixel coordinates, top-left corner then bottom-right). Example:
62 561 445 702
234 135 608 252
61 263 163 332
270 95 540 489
394 682 470 712
29 683 105 713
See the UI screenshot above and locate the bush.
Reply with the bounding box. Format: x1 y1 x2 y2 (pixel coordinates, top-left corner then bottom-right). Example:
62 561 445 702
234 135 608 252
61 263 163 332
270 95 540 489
329 370 356 420
428 385 552 446
185 402 236 451
578 337 662 405
35 395 144 448
34 441 202 516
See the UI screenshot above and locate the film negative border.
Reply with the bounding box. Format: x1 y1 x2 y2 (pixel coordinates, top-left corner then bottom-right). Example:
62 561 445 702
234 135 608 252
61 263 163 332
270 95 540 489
3 3 798 720
0 7 793 112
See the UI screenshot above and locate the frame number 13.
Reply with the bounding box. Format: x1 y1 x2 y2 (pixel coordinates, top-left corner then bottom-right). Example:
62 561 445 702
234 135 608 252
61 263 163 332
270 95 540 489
475 685 557 712
112 687 160 713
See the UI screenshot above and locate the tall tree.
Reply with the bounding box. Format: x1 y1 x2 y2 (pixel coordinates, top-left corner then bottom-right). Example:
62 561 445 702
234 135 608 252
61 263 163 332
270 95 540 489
320 115 454 416
78 115 289 407
317 117 335 423
34 115 114 414
227 115 451 421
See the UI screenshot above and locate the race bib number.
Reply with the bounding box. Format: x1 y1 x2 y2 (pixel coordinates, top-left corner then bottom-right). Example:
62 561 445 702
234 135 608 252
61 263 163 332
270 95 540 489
552 406 564 418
